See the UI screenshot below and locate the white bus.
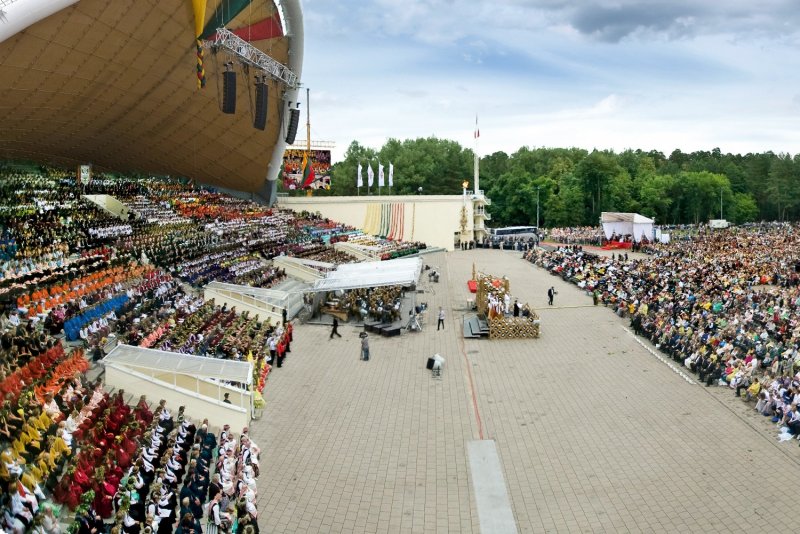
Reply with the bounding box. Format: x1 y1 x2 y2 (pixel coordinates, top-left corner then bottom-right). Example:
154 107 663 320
490 226 539 238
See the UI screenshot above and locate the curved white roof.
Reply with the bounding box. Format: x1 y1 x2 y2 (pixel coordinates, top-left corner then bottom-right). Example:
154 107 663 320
104 344 253 384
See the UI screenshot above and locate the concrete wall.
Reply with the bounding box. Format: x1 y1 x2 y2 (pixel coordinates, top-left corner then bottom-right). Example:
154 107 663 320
105 364 250 432
147 370 251 409
277 195 475 252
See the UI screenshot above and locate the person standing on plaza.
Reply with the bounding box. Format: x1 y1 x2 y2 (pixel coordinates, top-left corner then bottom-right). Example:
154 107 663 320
268 335 277 366
547 286 556 306
437 307 445 330
360 333 370 361
330 316 341 339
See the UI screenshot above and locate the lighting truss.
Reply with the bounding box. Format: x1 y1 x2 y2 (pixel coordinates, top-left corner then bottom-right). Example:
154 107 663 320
287 140 336 150
205 28 298 88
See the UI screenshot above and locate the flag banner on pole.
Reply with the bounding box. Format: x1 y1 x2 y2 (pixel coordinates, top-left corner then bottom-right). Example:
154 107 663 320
301 152 316 188
474 115 479 138
282 149 330 189
367 164 374 187
357 163 363 187
378 163 385 187
388 163 394 187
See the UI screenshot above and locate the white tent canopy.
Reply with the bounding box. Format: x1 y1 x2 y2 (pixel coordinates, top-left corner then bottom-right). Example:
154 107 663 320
600 212 654 243
104 344 253 384
312 256 423 292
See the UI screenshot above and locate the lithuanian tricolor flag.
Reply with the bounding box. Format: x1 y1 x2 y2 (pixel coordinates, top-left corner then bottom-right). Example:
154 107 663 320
301 152 315 188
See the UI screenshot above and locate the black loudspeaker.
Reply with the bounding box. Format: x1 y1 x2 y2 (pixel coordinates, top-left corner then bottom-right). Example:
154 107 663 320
285 107 300 144
222 70 236 114
254 82 268 130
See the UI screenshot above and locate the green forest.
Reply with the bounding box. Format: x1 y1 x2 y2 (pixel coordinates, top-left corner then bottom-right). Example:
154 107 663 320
315 138 800 228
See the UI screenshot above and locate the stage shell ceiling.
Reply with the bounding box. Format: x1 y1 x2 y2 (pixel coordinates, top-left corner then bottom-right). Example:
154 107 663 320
0 0 301 193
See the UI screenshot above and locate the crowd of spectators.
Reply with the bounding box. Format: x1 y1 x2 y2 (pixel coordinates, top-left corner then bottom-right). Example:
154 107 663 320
546 226 604 246
476 236 537 251
0 165 433 532
525 223 800 441
123 197 187 226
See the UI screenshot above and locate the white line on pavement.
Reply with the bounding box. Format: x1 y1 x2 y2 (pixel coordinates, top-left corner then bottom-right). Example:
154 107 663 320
620 326 696 385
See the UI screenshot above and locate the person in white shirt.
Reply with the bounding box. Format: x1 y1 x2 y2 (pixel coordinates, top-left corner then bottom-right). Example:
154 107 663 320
42 393 62 422
206 492 231 534
9 484 34 529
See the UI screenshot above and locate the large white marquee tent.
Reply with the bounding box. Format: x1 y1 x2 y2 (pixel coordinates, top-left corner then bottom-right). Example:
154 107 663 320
600 212 654 243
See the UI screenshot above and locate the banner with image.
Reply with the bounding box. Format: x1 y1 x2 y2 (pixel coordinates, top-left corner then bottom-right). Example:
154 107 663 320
282 149 331 190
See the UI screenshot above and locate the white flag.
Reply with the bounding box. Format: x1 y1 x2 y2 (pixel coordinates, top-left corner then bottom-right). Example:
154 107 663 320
367 164 374 187
357 163 363 188
378 162 385 187
388 163 394 187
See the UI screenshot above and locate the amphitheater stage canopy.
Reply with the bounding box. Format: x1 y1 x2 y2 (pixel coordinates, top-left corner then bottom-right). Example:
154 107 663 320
0 0 305 194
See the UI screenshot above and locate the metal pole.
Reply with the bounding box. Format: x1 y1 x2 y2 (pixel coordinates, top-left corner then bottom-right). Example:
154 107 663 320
536 186 540 230
306 88 311 153
720 188 723 219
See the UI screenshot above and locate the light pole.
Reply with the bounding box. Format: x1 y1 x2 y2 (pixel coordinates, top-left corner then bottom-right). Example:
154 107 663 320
720 188 723 219
536 186 541 230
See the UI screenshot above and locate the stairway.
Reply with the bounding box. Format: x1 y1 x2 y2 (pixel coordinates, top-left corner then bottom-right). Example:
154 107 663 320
272 256 326 282
333 242 378 261
272 278 308 320
462 313 490 339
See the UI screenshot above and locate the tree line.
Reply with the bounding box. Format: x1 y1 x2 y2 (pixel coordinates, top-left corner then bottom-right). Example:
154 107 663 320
321 138 800 227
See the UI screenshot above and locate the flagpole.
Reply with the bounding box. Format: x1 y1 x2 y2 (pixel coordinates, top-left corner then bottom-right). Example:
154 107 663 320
474 114 480 194
306 88 312 195
306 87 311 154
378 159 382 196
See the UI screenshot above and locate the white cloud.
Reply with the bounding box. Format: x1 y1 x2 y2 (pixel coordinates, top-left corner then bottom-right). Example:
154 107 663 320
299 0 800 162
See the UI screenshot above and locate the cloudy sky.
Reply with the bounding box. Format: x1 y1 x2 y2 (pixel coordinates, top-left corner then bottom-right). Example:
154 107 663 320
298 0 800 162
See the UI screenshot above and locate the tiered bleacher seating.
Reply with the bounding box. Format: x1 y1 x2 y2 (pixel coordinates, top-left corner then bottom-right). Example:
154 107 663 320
0 165 423 531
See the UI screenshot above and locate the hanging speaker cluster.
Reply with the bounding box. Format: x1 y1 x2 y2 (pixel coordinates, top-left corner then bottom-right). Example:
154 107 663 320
285 105 300 144
222 63 236 115
253 76 268 131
